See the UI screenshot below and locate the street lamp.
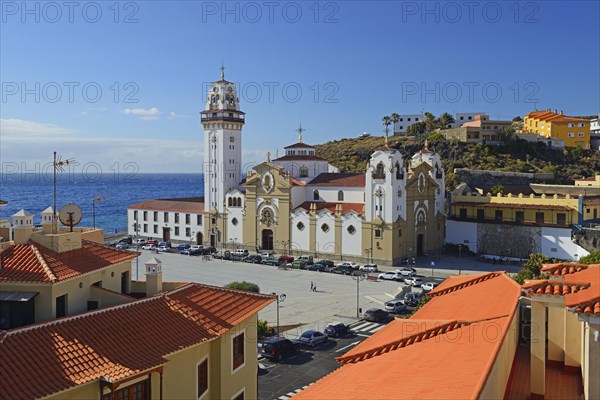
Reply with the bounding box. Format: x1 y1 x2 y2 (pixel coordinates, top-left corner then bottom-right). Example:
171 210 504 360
365 248 372 264
351 274 366 318
271 293 286 336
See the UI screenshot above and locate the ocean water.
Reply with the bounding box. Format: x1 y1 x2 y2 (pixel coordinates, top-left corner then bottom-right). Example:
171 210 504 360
0 173 203 233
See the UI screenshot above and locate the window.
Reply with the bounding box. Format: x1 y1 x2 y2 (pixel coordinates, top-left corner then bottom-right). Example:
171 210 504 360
143 211 148 221
494 210 503 222
557 213 566 225
337 190 344 201
313 190 319 201
164 212 169 223
568 132 575 138
578 132 585 137
299 166 309 178
153 225 158 234
175 227 180 236
133 211 138 220
143 224 148 233
296 222 305 231
105 380 149 400
55 294 67 318
153 212 158 222
515 211 524 223
459 208 467 219
347 225 356 235
477 209 485 220
568 123 575 128
186 227 191 237
233 332 245 371
374 229 382 238
375 163 385 177
321 223 330 233
197 215 202 225
535 212 544 224
197 358 208 399
237 198 242 207
211 218 216 225
175 214 180 223
228 198 233 207
232 218 238 226
186 214 191 224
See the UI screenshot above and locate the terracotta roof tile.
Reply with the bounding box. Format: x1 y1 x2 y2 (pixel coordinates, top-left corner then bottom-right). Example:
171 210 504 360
0 283 275 400
541 263 591 276
0 241 139 283
128 197 204 213
306 173 366 187
294 201 364 215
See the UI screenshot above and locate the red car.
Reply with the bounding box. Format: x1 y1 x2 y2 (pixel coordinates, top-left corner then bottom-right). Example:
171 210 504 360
145 240 158 246
279 255 294 263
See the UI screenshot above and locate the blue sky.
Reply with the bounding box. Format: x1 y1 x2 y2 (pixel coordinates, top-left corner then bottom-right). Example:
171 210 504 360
1 0 598 173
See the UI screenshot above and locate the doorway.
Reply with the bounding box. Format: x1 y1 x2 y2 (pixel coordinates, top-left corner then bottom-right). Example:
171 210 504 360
210 234 216 247
162 227 170 242
416 234 424 256
261 229 274 250
196 232 204 245
121 271 129 294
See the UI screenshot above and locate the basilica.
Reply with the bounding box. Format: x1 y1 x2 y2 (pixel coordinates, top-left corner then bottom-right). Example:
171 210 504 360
129 72 446 265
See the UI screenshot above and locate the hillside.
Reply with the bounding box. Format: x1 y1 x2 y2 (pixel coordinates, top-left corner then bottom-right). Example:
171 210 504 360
314 135 600 190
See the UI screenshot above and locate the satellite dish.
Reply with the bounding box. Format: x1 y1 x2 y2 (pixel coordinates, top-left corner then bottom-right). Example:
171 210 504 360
58 203 83 232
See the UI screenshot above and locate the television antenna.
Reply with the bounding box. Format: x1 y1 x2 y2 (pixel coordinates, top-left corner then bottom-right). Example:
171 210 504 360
52 152 76 233
58 203 83 232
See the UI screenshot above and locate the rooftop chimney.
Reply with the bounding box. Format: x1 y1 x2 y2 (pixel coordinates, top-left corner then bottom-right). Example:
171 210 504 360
145 257 163 296
12 210 34 245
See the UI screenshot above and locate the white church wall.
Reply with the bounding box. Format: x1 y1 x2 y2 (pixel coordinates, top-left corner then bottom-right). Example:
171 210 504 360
291 211 310 252
315 212 336 254
445 219 478 253
341 213 362 256
307 187 364 204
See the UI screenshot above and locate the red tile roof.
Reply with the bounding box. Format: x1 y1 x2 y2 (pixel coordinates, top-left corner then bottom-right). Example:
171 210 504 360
525 110 587 123
293 272 521 399
0 283 275 400
0 240 139 283
307 173 366 187
284 142 315 149
452 201 574 211
540 263 589 276
272 155 326 162
128 197 205 213
294 201 364 215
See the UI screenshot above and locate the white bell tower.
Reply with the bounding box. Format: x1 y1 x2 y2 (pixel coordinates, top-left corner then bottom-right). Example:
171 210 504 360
201 67 245 213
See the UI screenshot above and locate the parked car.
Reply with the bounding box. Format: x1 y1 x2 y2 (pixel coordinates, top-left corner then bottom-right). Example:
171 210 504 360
258 337 300 361
177 243 191 250
142 244 156 250
317 260 335 268
260 252 274 258
324 322 349 338
359 263 378 272
364 308 389 322
115 242 129 249
378 271 403 281
133 238 145 245
158 241 172 248
204 246 216 253
291 260 308 269
296 255 314 265
242 255 262 263
404 292 423 307
158 245 171 253
262 257 281 266
323 264 337 273
306 263 325 272
298 330 328 347
405 277 423 287
233 249 249 258
337 262 359 270
385 300 407 313
332 265 353 275
422 281 440 292
397 267 417 277
119 237 133 244
213 250 231 260
279 255 294 263
145 240 158 246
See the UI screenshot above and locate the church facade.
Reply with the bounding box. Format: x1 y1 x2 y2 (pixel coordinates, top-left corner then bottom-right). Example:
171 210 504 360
129 72 446 265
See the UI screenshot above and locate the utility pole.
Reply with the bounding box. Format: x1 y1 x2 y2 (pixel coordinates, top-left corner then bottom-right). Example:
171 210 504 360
271 293 286 336
352 274 366 318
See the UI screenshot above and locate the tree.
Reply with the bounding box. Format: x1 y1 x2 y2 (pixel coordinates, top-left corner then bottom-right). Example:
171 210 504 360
579 250 600 264
512 253 557 284
512 116 523 122
498 126 516 145
424 112 436 133
407 121 426 137
390 113 400 134
438 112 455 129
490 184 504 195
382 115 392 140
225 281 260 293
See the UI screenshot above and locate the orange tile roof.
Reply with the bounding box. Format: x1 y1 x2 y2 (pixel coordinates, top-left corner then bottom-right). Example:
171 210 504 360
0 283 275 400
307 172 366 187
128 197 204 212
294 201 364 215
525 110 587 123
0 240 139 283
452 201 574 211
541 263 589 276
293 272 521 399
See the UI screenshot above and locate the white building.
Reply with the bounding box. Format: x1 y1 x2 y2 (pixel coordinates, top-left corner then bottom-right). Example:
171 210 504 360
393 114 424 135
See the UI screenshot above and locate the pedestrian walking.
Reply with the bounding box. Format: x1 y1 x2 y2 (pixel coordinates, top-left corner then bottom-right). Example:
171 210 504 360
310 281 314 291
313 282 317 292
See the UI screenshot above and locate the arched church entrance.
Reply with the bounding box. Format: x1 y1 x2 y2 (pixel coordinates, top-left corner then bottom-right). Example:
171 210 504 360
261 229 274 251
416 234 424 256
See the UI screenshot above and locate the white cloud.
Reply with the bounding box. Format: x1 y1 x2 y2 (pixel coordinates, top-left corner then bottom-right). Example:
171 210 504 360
168 112 192 119
0 119 76 135
122 107 161 116
140 116 159 121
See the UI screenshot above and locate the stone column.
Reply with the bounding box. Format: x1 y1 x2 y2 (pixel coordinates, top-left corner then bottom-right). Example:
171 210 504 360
531 300 546 399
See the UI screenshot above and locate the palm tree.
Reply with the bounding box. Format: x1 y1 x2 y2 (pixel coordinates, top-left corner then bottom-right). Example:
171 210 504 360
438 112 455 129
382 115 392 137
390 113 400 135
424 112 436 133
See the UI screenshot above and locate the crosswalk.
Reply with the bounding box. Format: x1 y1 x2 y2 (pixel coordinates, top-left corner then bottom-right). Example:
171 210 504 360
276 385 309 400
349 321 387 336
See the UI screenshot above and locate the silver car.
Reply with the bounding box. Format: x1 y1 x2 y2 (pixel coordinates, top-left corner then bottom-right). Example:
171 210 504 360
298 330 328 347
384 300 407 313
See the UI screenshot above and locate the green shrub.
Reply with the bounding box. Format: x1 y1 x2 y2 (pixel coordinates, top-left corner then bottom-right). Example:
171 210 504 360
225 281 260 293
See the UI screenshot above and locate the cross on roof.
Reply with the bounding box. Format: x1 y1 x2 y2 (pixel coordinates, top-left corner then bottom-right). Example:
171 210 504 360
296 123 305 143
220 64 225 80
266 151 271 162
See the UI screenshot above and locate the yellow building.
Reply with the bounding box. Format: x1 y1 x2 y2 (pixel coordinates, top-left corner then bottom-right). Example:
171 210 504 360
523 109 590 148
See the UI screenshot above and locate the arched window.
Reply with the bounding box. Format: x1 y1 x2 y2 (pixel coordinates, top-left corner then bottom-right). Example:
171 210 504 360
313 190 319 201
338 190 344 201
228 198 232 207
236 197 242 207
375 162 385 177
299 166 309 178
395 162 403 179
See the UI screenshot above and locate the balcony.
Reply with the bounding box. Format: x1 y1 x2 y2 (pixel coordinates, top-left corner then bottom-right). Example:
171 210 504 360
372 173 385 180
201 112 245 124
